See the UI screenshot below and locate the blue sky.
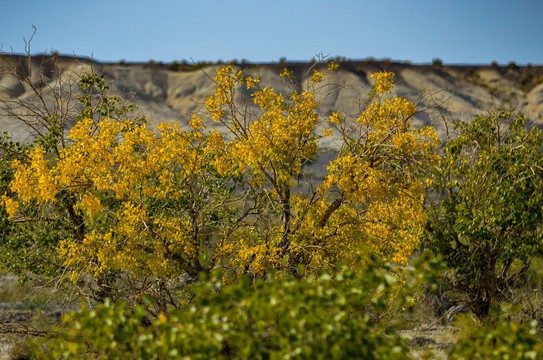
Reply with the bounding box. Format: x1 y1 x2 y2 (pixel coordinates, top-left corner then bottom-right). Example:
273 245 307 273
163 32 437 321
1 0 542 65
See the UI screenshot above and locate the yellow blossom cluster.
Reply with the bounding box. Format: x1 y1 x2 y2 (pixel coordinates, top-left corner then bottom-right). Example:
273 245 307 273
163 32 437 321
233 87 320 185
370 71 395 96
7 114 233 279
288 71 439 269
1 194 18 218
11 146 58 203
204 63 340 188
217 227 284 279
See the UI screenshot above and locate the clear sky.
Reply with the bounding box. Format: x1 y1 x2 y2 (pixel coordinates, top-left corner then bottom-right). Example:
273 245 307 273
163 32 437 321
1 0 542 65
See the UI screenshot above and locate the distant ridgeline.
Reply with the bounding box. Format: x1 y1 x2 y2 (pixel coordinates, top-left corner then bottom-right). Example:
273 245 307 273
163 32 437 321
2 54 543 145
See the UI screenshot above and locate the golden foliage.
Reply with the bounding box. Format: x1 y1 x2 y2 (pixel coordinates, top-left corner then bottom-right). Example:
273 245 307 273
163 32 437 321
3 65 439 281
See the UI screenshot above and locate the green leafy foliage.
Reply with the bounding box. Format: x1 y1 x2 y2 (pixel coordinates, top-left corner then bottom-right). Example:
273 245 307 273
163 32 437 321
450 309 542 359
427 110 543 318
35 265 412 359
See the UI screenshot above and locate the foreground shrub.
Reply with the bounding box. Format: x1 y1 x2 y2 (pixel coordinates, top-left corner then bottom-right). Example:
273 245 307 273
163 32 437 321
35 266 411 359
450 312 542 359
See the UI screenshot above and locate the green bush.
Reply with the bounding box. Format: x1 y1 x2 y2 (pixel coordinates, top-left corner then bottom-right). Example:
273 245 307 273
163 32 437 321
450 314 542 359
432 58 443 67
427 110 543 319
35 266 412 359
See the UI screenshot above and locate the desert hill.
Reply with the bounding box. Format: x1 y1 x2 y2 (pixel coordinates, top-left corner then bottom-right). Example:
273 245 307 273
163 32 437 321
2 54 543 146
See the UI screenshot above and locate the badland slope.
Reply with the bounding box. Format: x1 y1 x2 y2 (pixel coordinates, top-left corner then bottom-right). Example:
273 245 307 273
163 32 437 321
2 55 543 146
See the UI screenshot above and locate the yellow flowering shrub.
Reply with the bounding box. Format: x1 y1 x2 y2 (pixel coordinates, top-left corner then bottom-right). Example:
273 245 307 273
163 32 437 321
5 113 237 281
2 65 439 284
203 67 439 278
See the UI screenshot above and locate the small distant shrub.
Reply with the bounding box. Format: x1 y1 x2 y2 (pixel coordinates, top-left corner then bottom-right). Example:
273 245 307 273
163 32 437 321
432 58 443 67
187 61 212 71
166 60 196 71
166 61 179 71
521 73 534 89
